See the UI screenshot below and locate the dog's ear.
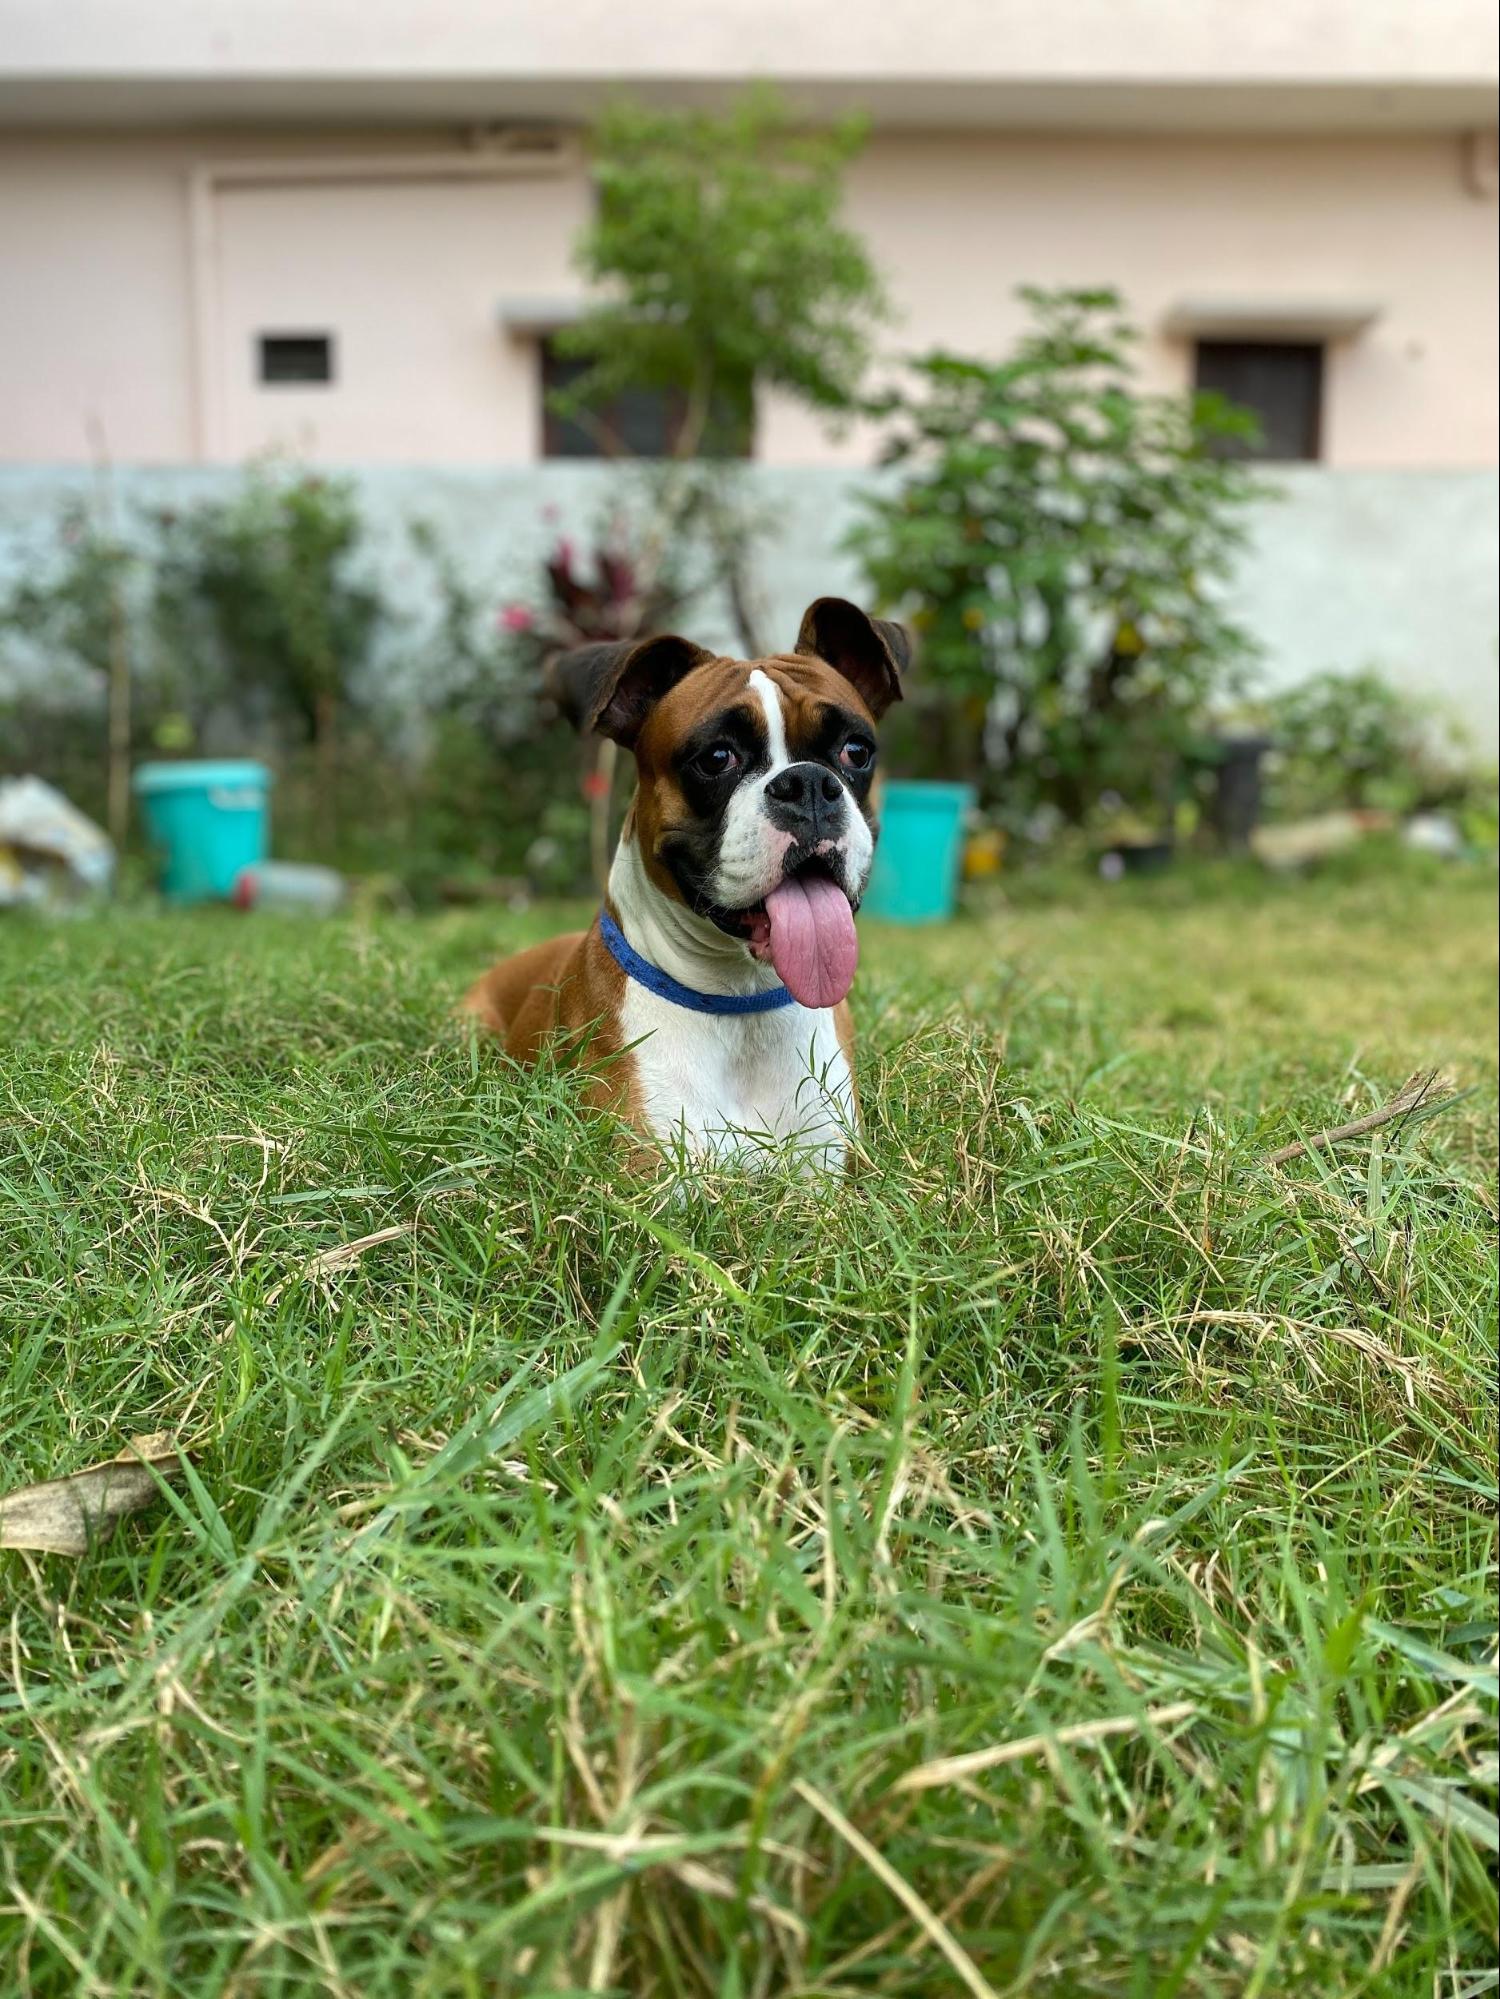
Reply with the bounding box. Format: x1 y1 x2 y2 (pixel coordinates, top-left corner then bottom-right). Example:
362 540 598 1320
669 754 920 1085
544 641 624 734
546 635 715 748
794 598 908 719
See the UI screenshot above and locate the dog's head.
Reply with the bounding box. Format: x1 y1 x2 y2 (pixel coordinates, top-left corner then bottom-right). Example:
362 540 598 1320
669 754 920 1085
549 599 908 1005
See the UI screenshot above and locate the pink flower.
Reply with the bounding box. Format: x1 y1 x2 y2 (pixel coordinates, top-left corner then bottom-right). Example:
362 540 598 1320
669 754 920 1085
498 603 535 632
582 770 611 801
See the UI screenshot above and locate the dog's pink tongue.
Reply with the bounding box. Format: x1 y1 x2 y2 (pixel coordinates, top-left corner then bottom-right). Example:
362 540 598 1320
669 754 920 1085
763 874 858 1009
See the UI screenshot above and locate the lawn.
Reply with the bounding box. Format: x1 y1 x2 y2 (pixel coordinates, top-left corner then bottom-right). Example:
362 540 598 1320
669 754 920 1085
1 853 1496 1998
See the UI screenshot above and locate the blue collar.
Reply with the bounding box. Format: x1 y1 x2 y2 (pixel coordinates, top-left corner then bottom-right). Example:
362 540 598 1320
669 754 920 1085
598 910 796 1016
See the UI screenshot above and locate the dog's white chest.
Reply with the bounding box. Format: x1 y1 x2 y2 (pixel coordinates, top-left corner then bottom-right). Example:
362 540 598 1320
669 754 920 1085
619 986 853 1172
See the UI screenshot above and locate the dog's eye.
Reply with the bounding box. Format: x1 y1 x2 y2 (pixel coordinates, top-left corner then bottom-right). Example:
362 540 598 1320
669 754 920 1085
839 738 875 773
694 742 742 778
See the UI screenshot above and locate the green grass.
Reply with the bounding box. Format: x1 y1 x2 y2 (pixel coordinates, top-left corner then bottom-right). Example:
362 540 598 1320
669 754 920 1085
2 855 1496 1998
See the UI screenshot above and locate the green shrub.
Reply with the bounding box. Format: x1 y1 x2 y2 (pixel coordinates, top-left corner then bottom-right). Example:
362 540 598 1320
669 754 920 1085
1261 669 1473 818
0 498 151 846
411 504 704 898
851 288 1262 826
152 469 382 760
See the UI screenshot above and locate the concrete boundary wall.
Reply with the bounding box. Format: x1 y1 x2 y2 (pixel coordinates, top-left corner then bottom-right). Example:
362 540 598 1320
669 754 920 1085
0 464 1494 753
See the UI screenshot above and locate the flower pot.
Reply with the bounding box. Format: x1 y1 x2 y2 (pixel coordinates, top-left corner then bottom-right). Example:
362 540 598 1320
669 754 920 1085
861 779 974 924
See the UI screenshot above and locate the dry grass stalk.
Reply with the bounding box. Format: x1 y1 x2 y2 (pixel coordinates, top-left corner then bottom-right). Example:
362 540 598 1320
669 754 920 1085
892 1701 1198 1796
794 1777 999 1999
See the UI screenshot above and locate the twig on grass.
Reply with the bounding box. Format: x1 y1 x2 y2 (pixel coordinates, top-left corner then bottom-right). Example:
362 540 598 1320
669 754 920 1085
1263 1069 1455 1168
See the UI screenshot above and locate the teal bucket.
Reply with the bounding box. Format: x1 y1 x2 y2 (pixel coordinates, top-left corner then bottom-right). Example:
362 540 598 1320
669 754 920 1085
862 779 974 924
133 761 272 904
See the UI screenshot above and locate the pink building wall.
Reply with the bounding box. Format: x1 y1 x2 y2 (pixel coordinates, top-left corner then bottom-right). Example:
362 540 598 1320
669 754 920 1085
0 127 1494 469
765 131 1499 470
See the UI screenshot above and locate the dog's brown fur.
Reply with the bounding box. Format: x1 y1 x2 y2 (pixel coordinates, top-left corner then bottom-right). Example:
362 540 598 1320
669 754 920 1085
461 917 858 1127
462 923 623 1071
460 602 908 1152
461 648 875 1068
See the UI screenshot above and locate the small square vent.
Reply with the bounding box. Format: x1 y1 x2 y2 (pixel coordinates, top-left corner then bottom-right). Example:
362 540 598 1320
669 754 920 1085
259 333 334 385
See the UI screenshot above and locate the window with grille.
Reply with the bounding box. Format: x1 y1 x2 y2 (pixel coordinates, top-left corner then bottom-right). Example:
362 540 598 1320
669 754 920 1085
1193 340 1323 462
538 341 750 459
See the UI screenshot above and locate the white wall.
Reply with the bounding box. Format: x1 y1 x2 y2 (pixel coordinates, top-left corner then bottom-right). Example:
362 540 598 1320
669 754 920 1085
1 465 1495 753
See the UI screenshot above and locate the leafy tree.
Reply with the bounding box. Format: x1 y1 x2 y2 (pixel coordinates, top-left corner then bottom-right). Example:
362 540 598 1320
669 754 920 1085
557 89 886 462
851 288 1263 824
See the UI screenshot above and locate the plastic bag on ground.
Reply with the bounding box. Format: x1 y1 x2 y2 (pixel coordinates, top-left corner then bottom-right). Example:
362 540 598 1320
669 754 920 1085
0 776 115 911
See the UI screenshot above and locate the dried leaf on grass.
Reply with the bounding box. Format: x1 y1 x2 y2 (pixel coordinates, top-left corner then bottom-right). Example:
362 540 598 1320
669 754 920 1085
0 1432 188 1555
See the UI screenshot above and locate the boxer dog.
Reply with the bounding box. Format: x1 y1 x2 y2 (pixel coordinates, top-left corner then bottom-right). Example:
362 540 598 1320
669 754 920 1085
461 598 907 1172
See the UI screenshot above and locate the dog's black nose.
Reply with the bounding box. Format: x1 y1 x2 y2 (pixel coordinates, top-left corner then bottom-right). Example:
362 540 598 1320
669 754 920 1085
765 763 843 811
